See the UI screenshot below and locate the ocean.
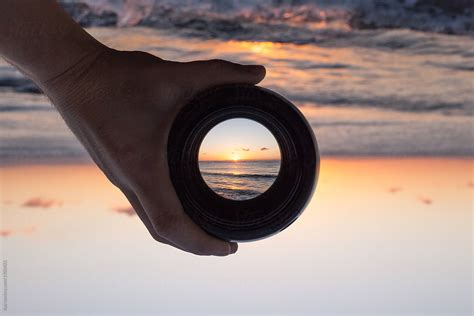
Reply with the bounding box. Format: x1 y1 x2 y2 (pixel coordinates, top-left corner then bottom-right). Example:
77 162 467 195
199 160 280 200
0 0 473 163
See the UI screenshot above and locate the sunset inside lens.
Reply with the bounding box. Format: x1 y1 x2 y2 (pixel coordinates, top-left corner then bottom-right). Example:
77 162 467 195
198 119 281 200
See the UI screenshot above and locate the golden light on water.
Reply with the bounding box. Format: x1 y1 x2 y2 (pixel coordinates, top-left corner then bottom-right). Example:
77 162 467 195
240 41 280 55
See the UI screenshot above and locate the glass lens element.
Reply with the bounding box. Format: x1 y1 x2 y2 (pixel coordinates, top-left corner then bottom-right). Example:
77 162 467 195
199 119 281 200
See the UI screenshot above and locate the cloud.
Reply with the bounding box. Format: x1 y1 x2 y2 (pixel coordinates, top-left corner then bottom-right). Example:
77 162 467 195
388 187 402 193
241 148 250 152
0 226 37 238
260 147 269 151
0 230 13 237
22 197 62 208
112 206 136 216
417 196 433 205
468 181 474 188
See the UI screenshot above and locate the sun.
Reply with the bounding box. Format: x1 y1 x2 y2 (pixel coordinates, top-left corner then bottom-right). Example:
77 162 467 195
231 154 240 162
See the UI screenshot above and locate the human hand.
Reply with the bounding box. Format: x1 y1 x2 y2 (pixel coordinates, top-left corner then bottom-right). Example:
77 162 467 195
39 47 266 256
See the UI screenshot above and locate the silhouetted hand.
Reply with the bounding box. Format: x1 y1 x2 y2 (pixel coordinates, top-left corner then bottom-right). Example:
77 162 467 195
0 0 266 256
40 47 266 255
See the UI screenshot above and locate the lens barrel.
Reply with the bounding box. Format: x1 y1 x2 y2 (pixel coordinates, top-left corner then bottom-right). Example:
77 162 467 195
167 84 319 241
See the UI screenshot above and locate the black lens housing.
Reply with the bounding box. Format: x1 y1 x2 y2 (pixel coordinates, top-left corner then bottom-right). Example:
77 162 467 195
167 84 319 241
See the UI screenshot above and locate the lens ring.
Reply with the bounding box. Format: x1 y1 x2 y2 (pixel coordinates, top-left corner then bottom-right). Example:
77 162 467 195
168 84 319 241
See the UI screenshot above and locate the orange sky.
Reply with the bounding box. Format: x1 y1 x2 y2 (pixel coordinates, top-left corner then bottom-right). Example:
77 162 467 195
198 118 281 161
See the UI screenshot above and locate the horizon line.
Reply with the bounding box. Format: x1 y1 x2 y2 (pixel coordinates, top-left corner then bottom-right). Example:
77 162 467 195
199 159 281 162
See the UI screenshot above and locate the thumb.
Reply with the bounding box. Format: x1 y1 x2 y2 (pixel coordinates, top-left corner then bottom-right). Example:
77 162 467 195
183 59 266 92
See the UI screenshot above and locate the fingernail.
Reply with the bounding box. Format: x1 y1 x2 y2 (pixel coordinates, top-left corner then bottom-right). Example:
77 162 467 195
229 242 238 254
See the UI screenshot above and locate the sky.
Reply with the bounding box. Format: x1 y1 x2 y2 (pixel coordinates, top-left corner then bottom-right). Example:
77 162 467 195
1 158 472 314
198 118 281 161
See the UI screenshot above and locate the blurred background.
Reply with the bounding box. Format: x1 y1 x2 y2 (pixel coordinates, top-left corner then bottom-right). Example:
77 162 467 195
1 1 472 315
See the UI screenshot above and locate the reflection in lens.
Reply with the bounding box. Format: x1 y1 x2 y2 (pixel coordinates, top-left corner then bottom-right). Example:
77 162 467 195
198 119 281 200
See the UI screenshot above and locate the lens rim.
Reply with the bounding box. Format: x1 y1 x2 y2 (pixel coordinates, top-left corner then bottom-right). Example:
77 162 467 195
167 84 319 241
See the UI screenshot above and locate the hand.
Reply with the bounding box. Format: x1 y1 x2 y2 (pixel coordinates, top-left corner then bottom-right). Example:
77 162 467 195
39 47 266 256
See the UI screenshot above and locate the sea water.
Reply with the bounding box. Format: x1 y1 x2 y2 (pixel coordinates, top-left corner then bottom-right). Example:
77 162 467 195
199 160 280 200
1 1 473 163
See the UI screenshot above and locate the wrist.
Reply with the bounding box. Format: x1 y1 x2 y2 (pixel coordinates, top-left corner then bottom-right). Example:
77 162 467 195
0 0 111 83
35 33 109 84
39 45 115 114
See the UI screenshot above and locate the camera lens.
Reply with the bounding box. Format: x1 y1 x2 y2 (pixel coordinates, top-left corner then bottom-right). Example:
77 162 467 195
168 84 319 241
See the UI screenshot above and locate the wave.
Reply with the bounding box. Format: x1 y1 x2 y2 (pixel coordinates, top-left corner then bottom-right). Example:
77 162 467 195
349 0 473 35
283 92 471 115
210 186 262 200
2 74 470 115
201 171 278 179
0 76 41 94
0 105 52 112
1 71 471 116
60 0 474 38
424 61 474 72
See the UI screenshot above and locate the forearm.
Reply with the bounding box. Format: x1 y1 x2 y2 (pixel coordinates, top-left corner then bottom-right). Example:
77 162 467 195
0 0 106 82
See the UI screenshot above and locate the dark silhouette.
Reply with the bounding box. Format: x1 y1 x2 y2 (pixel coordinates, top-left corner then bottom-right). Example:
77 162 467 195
0 0 266 256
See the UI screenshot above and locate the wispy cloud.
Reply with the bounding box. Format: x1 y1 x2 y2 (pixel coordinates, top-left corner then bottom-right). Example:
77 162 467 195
1 226 37 238
260 147 269 151
22 197 62 208
112 206 136 216
241 148 250 152
417 196 433 205
468 181 474 188
388 187 402 193
0 230 13 237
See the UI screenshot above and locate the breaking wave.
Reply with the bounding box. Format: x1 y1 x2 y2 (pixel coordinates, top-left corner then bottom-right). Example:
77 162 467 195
60 0 474 40
201 171 278 179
